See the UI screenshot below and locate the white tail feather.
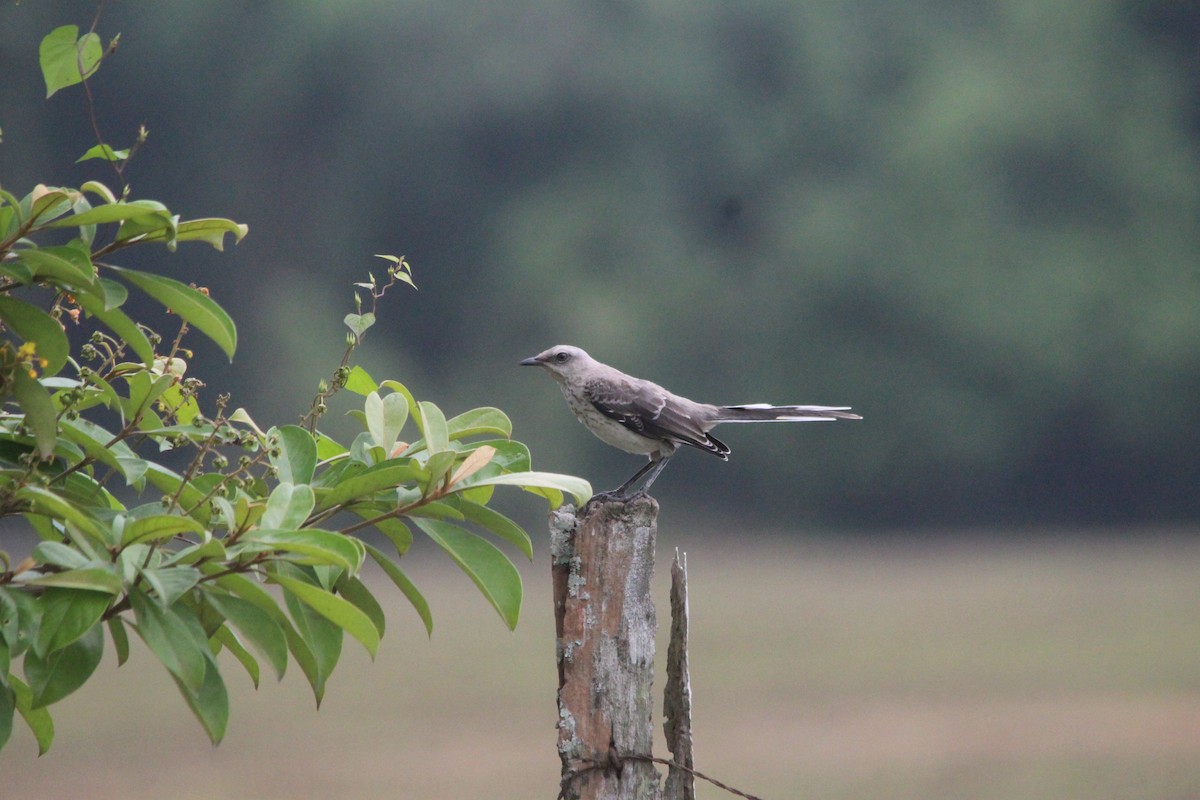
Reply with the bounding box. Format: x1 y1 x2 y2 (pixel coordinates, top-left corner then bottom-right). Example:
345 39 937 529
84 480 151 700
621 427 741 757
718 403 861 423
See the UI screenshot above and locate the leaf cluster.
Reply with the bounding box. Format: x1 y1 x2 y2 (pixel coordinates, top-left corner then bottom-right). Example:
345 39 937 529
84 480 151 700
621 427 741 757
0 22 589 754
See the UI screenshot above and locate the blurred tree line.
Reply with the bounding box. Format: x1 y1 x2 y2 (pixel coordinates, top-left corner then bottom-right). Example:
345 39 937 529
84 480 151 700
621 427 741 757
3 0 1197 530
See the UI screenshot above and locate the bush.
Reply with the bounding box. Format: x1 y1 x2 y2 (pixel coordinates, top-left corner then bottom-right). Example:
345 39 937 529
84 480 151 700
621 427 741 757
0 21 588 753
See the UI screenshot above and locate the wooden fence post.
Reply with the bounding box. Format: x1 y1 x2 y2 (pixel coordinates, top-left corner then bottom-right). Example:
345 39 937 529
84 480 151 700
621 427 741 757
551 496 661 800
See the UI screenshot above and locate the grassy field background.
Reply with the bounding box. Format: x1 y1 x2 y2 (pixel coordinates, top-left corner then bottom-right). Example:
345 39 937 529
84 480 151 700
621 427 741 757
2 527 1197 799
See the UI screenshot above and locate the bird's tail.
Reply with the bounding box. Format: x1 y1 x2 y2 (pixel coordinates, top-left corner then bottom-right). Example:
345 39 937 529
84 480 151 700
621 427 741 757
717 404 861 422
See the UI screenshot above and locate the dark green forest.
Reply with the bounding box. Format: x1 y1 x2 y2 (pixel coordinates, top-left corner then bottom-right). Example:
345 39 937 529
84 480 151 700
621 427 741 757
3 1 1198 529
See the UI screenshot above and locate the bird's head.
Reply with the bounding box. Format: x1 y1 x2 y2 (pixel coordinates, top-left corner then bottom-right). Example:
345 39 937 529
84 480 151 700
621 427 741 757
519 345 592 384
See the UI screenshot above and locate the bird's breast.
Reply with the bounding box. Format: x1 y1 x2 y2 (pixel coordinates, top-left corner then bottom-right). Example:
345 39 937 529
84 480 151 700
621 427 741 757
560 385 663 456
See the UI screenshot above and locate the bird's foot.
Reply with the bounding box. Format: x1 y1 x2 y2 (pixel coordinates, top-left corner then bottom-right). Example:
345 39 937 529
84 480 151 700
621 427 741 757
584 489 627 508
583 487 651 511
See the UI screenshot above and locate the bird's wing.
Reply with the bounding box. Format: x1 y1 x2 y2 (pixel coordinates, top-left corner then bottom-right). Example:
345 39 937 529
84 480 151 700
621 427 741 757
585 377 730 459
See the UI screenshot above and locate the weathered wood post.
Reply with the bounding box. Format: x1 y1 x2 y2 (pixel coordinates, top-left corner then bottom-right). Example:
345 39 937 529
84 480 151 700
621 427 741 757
551 496 661 800
662 550 695 800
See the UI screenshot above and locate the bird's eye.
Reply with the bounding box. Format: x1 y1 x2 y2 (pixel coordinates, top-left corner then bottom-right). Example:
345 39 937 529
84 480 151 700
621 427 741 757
555 352 569 363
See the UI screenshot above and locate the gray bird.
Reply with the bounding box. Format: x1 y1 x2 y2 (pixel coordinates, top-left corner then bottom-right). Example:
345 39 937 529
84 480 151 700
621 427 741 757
520 345 861 499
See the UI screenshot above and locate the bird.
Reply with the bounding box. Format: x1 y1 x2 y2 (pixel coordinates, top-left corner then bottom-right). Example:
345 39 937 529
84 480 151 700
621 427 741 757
520 345 860 499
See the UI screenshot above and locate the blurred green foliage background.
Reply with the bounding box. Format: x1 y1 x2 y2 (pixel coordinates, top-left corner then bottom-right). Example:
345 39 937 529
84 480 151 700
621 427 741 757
3 0 1198 529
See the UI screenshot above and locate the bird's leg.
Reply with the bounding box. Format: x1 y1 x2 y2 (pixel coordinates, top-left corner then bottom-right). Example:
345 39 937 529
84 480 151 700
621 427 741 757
599 455 670 501
633 456 670 495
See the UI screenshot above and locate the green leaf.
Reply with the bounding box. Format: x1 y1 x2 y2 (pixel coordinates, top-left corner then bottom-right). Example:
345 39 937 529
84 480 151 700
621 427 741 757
163 537 228 568
121 513 206 547
76 144 130 163
244 528 363 572
343 312 375 339
314 432 347 460
9 246 97 290
364 391 409 453
310 457 364 489
260 483 316 530
446 407 513 440
79 180 117 204
275 567 340 706
16 487 110 549
447 445 497 487
31 541 89 570
69 191 97 247
203 571 319 694
24 624 103 708
39 25 103 98
272 574 380 657
26 187 73 227
106 617 130 666
43 199 169 230
416 401 449 454
413 518 522 631
9 370 57 460
115 208 178 248
48 372 121 414
372 254 417 290
353 511 414 555
313 460 421 512
343 365 378 396
120 215 248 251
9 675 54 755
363 542 432 636
171 650 229 745
156 381 200 426
121 371 174 421
348 431 385 465
334 575 386 639
49 472 120 518
476 440 533 473
271 425 317 484
34 588 110 657
19 511 60 544
202 591 287 681
462 471 593 507
138 566 201 607
0 296 69 375
0 588 29 655
107 266 237 360
282 622 326 707
0 682 12 751
4 251 60 289
170 217 249 250
206 572 280 618
129 589 207 691
422 450 459 493
211 625 260 688
73 292 155 366
59 416 148 486
23 567 122 595
227 406 267 437
446 497 534 561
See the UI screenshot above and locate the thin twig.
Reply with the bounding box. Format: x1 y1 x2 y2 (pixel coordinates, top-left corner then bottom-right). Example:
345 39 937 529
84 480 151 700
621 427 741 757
300 261 410 432
78 0 129 190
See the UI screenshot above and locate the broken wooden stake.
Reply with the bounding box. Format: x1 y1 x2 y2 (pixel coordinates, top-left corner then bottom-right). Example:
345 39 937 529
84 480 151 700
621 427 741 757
663 549 695 800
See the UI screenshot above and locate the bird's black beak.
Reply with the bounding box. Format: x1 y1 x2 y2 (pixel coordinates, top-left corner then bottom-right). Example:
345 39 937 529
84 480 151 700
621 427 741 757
519 356 541 367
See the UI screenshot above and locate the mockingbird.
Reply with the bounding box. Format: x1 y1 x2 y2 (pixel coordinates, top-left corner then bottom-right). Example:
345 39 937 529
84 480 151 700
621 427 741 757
520 344 861 498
